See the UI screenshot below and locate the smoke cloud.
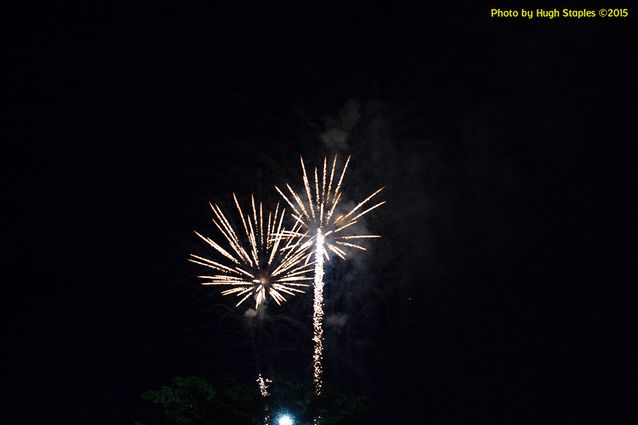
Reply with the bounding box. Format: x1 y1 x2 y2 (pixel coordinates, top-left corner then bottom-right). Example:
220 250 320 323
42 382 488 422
243 308 258 319
326 313 348 328
320 99 361 150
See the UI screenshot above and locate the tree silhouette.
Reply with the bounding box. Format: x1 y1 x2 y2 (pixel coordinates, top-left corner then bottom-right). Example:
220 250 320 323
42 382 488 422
139 375 369 425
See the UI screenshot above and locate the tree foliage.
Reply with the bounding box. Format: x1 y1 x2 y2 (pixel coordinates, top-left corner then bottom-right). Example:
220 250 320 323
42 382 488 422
139 375 369 425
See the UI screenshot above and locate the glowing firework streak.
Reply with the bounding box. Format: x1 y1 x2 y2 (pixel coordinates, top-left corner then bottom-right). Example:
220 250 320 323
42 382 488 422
257 374 273 424
276 155 384 395
190 194 314 310
312 229 325 394
256 373 272 398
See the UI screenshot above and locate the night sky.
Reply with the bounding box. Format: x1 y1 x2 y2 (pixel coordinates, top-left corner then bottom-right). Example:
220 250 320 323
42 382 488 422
7 4 635 424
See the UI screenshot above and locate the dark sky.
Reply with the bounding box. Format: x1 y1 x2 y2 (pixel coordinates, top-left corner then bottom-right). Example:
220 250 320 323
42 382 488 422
7 3 635 424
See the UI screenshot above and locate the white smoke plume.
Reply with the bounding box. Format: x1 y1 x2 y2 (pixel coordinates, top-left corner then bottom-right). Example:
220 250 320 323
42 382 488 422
320 99 361 150
326 313 348 328
244 308 258 319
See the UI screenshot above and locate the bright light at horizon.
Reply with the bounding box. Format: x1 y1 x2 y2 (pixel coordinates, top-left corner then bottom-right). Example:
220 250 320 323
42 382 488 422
277 414 294 425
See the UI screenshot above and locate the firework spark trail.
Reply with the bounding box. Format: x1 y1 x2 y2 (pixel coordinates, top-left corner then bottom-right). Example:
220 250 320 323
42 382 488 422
257 374 274 424
256 373 272 398
275 154 384 395
190 194 314 310
312 229 325 394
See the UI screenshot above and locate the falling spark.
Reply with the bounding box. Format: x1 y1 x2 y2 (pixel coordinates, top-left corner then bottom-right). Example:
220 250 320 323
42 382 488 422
264 407 271 425
190 194 314 311
257 373 272 398
275 155 384 395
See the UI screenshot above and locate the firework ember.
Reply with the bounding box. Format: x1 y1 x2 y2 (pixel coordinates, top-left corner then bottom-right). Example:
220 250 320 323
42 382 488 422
256 373 272 398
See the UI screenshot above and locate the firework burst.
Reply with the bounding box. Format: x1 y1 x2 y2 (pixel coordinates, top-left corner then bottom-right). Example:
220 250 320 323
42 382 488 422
276 155 385 395
276 155 385 261
189 194 314 311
